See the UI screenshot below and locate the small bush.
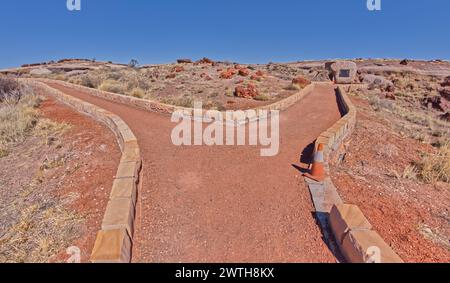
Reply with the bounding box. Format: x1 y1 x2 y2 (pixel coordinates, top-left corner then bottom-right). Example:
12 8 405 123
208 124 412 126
204 100 226 111
254 94 270 101
284 83 301 91
0 75 20 101
52 74 67 81
98 79 126 94
79 75 101 89
415 143 450 184
161 96 194 108
106 71 123 81
128 87 144 98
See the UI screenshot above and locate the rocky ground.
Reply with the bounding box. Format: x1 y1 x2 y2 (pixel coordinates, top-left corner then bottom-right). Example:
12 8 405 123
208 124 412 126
1 58 449 262
331 97 449 262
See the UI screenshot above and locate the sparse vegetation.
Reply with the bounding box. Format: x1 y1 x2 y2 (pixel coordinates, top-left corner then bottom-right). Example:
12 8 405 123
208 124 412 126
128 87 145 98
75 74 101 89
0 75 20 100
0 78 41 157
415 143 450 184
254 94 271 101
0 201 82 263
98 79 126 94
368 96 449 146
0 77 81 263
160 96 194 108
284 83 301 91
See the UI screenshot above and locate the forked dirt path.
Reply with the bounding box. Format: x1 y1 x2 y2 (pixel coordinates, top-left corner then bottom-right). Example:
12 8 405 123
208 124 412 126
45 82 341 263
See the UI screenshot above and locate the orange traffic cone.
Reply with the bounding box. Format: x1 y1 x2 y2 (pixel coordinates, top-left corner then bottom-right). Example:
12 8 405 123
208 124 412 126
303 143 326 182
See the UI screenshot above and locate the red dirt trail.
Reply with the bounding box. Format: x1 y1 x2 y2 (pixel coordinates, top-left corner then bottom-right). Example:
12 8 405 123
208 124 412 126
45 82 342 263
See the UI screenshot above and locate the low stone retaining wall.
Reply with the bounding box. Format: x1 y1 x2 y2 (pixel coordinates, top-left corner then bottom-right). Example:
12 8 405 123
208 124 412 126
35 78 316 124
304 84 403 263
24 80 141 263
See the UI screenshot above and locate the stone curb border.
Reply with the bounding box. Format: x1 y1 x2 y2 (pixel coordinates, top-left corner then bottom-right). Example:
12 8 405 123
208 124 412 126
35 78 315 124
304 84 404 263
23 80 141 263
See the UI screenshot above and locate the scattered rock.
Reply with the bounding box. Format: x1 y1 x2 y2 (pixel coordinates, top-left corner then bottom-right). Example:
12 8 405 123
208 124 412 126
200 73 212 81
308 69 331 81
292 76 311 88
424 96 450 112
177 59 192 64
329 61 358 84
196 57 214 65
363 74 394 90
440 87 450 100
255 70 265 77
441 76 450 87
220 68 236 79
385 84 396 92
440 112 450 122
66 70 88 76
30 68 52 76
166 73 176 79
21 62 48 68
238 68 250 77
400 59 409 65
234 83 259 99
250 74 263 82
382 92 396 100
173 66 185 73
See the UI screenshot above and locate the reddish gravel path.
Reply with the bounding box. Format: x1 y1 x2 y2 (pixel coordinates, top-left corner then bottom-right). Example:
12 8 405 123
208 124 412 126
45 82 341 263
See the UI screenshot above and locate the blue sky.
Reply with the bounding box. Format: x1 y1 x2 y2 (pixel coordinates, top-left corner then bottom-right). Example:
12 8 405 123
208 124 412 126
0 0 449 68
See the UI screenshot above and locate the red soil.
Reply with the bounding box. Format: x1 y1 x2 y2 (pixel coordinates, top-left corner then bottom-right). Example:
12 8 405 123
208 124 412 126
331 98 450 263
40 97 121 262
45 82 342 263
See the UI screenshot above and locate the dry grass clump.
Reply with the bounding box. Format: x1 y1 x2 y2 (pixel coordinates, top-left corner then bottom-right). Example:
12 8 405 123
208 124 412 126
284 83 301 91
128 87 145 98
254 94 271 101
0 202 82 263
160 96 194 108
415 142 450 184
79 74 102 89
66 67 152 99
369 95 450 145
0 75 20 99
0 82 41 156
98 79 126 94
0 77 69 157
52 74 67 82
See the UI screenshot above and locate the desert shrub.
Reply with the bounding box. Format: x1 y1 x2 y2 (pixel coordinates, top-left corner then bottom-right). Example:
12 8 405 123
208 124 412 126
0 85 41 153
369 96 394 112
284 83 301 91
415 142 450 183
98 79 126 94
106 71 123 81
0 75 20 101
254 94 270 101
161 96 194 108
52 74 67 81
79 75 101 89
204 100 226 111
128 87 144 98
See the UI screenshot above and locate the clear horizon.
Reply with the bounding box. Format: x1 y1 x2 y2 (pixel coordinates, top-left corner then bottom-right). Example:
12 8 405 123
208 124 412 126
1 0 449 68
